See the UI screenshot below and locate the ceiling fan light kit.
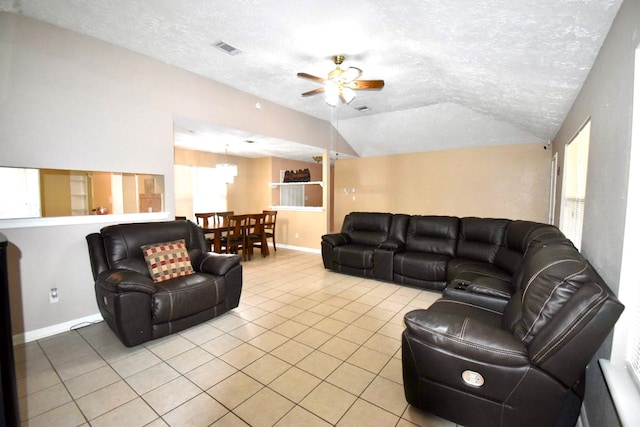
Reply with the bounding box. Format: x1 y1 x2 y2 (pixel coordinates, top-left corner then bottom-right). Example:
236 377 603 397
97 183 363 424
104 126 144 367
298 54 384 107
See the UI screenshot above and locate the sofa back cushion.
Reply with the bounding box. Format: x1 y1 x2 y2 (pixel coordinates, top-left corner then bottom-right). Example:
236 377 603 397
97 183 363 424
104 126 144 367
406 215 459 256
341 212 393 246
455 217 509 263
494 221 564 274
503 238 624 385
100 221 206 276
505 238 585 343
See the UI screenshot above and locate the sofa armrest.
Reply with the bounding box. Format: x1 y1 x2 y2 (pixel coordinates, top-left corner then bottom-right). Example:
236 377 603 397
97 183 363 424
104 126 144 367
194 252 242 276
379 238 405 252
96 269 156 295
404 308 528 366
321 233 350 247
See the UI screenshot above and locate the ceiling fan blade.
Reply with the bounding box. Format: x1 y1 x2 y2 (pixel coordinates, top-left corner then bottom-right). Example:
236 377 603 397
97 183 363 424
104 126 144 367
301 87 325 97
350 79 385 90
297 72 325 83
340 67 362 83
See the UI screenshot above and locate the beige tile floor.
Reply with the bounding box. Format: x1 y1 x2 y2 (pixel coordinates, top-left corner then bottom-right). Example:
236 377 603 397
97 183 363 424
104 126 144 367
14 248 460 427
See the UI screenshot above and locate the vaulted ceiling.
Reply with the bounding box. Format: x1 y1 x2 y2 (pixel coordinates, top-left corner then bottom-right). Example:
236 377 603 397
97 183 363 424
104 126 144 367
0 0 623 160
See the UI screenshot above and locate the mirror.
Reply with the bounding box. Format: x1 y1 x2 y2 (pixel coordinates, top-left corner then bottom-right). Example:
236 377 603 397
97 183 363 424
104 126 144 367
0 167 165 219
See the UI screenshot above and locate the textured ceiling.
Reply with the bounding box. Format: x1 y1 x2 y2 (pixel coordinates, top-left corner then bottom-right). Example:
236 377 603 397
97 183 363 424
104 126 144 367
1 0 623 160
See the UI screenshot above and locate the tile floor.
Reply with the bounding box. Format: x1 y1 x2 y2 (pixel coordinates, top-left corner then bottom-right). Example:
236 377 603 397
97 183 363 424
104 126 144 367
15 248 460 427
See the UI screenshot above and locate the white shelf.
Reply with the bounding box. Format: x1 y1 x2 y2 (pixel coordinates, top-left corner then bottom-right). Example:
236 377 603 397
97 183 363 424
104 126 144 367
269 181 323 189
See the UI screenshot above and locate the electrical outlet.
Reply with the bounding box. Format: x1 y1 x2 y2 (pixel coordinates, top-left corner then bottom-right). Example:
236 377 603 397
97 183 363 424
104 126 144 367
294 232 299 238
50 288 59 303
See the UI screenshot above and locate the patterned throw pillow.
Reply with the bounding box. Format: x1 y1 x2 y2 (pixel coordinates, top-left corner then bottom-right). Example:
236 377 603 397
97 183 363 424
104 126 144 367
141 239 195 283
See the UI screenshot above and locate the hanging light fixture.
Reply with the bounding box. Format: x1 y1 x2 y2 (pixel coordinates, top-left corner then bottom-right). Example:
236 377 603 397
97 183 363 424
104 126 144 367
216 145 237 184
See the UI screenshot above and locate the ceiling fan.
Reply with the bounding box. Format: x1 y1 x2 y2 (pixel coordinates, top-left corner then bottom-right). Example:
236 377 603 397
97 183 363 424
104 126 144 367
297 55 385 106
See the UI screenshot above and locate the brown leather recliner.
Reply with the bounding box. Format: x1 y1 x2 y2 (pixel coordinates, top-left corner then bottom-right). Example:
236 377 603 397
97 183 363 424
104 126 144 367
86 220 242 347
402 238 624 427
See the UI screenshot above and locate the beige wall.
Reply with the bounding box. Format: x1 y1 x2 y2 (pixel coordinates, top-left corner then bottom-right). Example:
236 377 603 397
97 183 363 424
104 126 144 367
333 142 551 231
39 169 72 217
276 210 327 250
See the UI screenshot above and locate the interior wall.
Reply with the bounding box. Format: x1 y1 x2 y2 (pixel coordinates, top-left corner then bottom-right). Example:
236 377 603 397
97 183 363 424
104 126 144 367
174 148 272 214
333 142 551 231
551 1 640 426
0 12 336 336
270 158 322 207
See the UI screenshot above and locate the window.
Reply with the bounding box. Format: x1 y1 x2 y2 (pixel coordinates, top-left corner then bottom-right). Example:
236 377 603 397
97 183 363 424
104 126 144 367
0 167 41 219
280 185 305 206
174 165 227 218
559 120 590 250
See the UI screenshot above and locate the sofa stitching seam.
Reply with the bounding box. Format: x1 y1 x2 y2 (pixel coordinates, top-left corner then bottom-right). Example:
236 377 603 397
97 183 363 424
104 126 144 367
407 319 528 359
521 261 587 341
531 285 604 362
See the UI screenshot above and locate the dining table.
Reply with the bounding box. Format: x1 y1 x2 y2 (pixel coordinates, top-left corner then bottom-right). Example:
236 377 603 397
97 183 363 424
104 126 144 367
202 214 270 258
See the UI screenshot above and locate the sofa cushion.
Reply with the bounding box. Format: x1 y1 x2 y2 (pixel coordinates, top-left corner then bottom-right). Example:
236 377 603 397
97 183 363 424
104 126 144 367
493 221 564 274
394 252 450 282
507 239 588 343
342 212 392 246
101 221 206 275
405 215 459 256
141 239 195 283
152 273 224 324
455 217 509 263
334 244 376 269
447 259 511 283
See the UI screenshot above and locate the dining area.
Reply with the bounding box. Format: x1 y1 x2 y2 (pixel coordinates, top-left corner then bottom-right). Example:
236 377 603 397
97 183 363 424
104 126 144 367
191 210 278 261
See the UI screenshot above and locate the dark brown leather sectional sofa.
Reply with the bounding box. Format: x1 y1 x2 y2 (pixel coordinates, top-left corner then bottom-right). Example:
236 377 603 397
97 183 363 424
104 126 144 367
322 212 624 427
86 220 242 347
322 212 564 308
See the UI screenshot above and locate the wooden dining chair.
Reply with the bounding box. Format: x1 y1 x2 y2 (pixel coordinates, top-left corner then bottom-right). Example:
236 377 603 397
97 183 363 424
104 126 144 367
224 214 248 261
194 212 217 251
215 211 234 227
194 212 217 229
246 213 268 260
263 210 278 251
214 211 234 253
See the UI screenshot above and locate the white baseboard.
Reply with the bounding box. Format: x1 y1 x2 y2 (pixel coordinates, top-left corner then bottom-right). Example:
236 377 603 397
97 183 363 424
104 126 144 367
276 244 321 254
13 313 104 345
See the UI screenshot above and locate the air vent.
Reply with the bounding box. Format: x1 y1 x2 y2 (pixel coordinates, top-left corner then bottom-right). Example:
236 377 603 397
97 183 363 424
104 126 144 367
213 40 241 56
355 106 370 112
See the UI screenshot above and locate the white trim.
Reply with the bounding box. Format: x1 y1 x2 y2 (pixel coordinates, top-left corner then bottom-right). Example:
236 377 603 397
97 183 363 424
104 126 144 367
0 212 171 229
600 359 640 426
276 243 321 254
577 404 589 427
13 313 104 345
549 152 558 224
268 181 323 188
268 206 324 212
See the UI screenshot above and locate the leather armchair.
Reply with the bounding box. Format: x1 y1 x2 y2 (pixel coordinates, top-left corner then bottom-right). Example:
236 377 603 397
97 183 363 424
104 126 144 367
86 220 242 347
402 238 624 427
